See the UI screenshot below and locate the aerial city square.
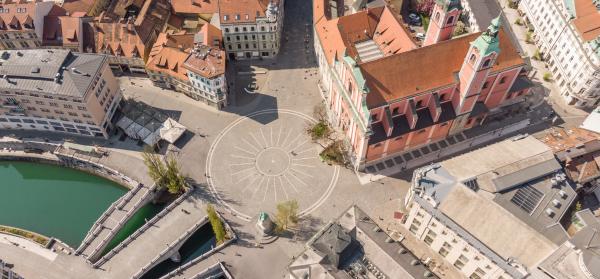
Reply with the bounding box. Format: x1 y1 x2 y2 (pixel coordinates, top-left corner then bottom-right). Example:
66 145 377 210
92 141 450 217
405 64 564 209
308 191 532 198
0 0 599 278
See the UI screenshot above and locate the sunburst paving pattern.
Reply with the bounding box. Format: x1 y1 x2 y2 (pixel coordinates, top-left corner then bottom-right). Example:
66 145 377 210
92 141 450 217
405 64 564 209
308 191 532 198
206 109 339 221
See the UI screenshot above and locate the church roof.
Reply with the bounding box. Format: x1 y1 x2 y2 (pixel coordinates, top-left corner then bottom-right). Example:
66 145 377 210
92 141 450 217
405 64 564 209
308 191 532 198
360 29 524 108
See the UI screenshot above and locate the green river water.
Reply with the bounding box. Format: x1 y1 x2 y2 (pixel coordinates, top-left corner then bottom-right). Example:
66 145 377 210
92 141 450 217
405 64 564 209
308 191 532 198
0 161 159 248
0 161 215 277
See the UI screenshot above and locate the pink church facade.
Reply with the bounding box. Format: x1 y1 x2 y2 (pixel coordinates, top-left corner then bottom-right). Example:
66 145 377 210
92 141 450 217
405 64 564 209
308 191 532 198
313 0 533 171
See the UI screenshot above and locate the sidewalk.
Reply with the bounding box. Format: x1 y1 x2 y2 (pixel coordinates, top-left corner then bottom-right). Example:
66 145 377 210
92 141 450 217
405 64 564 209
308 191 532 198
499 0 589 119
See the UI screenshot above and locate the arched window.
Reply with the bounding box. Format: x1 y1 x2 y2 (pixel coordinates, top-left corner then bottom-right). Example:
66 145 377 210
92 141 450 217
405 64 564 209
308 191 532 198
446 16 454 25
469 54 477 64
482 59 491 68
435 12 440 22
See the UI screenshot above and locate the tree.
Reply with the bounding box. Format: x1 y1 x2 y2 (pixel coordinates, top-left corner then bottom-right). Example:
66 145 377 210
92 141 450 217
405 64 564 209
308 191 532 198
164 155 186 194
206 204 227 245
143 149 187 194
143 148 168 187
413 0 435 15
274 200 299 233
453 21 467 37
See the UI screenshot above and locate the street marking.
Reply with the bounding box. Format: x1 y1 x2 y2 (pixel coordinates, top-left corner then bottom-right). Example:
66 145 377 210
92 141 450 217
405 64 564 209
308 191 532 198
234 145 256 156
283 173 300 193
290 167 314 178
242 137 260 152
278 176 289 200
260 129 270 148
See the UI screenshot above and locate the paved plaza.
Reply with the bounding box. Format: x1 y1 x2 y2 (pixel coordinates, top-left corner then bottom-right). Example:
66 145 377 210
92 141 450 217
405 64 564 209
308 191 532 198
207 109 339 221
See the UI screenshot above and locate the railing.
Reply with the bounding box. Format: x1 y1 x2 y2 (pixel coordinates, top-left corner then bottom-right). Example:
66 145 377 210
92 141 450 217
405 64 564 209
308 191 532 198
92 187 195 269
132 216 209 279
77 183 157 261
158 210 238 279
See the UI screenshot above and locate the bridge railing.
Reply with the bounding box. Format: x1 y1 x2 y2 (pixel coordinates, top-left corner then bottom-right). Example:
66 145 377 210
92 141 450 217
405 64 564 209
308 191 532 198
158 211 238 279
92 187 195 269
76 183 157 258
132 216 209 279
82 183 157 261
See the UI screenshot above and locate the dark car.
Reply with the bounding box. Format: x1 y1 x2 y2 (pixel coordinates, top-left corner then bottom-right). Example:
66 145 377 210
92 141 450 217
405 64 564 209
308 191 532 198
408 13 422 26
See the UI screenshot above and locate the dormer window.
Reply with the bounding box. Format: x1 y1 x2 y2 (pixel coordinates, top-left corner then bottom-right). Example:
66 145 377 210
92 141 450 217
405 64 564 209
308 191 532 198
223 15 229 21
446 16 454 25
235 14 240 21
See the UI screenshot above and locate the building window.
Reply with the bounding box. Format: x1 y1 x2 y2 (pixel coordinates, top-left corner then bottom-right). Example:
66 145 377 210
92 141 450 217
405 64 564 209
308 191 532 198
499 77 507 84
392 107 399 115
482 59 491 68
469 54 476 64
446 16 454 24
416 100 424 108
454 255 469 270
371 113 378 122
439 242 451 257
469 268 486 279
439 93 447 101
482 81 489 89
424 230 437 246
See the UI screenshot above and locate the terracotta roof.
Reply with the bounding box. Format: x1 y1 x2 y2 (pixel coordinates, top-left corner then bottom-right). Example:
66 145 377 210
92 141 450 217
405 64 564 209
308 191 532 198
61 0 94 15
171 0 219 15
43 14 81 48
171 0 275 23
572 0 600 41
146 31 195 81
314 5 418 66
94 0 169 60
183 45 225 79
95 20 148 59
147 24 224 82
361 29 525 107
197 21 223 47
219 0 272 24
0 2 36 32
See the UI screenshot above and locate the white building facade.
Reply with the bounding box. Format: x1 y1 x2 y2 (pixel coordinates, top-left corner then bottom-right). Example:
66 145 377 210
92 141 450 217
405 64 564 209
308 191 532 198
219 0 284 60
519 0 600 108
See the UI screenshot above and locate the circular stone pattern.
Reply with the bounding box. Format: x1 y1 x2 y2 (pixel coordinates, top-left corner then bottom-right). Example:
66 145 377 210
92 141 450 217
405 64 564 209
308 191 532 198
255 148 291 176
206 109 339 222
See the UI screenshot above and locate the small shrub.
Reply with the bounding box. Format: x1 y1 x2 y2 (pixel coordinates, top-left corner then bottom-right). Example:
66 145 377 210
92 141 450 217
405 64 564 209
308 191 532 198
525 31 534 44
532 49 542 61
274 200 299 234
543 72 552 82
320 140 349 166
308 121 330 140
206 204 227 245
514 18 523 26
453 21 468 37
508 0 518 9
421 14 430 32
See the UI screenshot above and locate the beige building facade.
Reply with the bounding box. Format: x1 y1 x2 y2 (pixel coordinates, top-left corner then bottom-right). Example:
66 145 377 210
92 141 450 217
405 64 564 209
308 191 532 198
0 1 54 50
0 49 121 138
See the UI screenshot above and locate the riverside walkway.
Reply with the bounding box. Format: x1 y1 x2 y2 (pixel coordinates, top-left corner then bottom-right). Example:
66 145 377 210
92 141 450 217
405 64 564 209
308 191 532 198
76 182 157 262
96 188 209 279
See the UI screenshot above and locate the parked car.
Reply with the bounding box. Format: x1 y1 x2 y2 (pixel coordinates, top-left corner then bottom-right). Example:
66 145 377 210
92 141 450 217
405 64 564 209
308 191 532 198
408 13 422 26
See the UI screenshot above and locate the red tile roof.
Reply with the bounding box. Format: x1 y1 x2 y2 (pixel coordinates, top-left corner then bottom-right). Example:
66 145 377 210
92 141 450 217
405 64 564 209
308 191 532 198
146 31 196 81
0 2 36 32
183 45 225 79
61 0 95 15
171 0 219 15
361 30 524 107
572 0 600 42
43 14 81 48
171 0 276 23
